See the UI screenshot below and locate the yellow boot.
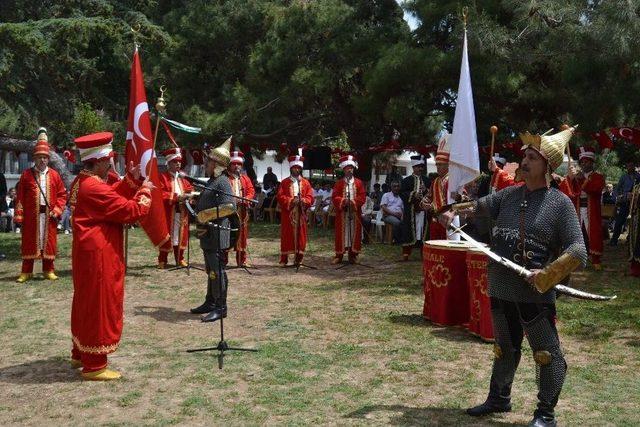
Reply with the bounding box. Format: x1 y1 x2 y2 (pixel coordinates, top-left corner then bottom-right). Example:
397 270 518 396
44 271 58 280
70 359 82 369
16 273 33 283
81 368 122 381
179 260 188 267
157 262 166 270
593 263 602 271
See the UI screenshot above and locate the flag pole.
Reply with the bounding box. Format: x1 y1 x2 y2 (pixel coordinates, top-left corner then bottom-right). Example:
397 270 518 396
489 125 498 158
126 26 141 275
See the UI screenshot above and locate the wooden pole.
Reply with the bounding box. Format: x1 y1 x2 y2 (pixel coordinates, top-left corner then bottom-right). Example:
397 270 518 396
489 125 498 159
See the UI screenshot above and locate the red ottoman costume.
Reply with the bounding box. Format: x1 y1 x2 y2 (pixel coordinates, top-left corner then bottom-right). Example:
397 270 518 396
277 155 314 265
15 128 67 281
69 132 151 377
332 155 366 262
225 150 255 266
559 147 605 267
158 147 194 267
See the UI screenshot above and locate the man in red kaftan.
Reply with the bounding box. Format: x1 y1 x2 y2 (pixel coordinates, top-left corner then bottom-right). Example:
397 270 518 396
157 147 194 268
70 132 152 381
559 147 605 269
15 128 67 282
277 155 314 267
224 150 255 267
331 154 366 264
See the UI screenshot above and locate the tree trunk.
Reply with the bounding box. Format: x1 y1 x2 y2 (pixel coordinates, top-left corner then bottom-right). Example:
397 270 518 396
0 135 74 189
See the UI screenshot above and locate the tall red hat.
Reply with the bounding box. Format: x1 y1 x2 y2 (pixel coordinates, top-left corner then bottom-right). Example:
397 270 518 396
578 146 596 161
33 127 50 157
162 147 182 163
339 154 358 169
230 150 244 165
435 132 451 164
74 132 114 162
33 140 50 157
288 155 304 169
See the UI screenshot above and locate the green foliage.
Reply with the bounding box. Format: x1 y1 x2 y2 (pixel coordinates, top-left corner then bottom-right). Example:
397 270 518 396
1 0 639 181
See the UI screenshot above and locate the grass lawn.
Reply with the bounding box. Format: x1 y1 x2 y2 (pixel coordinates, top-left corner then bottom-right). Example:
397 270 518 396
0 222 639 426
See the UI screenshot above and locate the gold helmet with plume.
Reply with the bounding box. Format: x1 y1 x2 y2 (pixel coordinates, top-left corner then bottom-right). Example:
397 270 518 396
207 136 231 166
519 126 576 171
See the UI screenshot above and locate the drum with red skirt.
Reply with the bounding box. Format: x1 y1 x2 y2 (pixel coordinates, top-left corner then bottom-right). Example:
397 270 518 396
465 248 494 341
422 240 472 326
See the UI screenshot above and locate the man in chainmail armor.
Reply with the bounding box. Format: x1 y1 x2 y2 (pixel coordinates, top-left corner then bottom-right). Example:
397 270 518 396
190 138 236 323
446 127 587 427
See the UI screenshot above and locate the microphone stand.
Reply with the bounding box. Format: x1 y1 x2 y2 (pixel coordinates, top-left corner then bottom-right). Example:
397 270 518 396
187 185 257 369
293 179 316 272
336 179 372 270
169 195 204 275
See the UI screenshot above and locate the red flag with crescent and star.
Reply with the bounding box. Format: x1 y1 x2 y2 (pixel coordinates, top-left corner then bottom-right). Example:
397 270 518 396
125 47 170 248
610 127 640 147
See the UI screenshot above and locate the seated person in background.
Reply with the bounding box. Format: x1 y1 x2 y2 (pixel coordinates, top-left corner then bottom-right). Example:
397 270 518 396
320 182 333 214
602 183 616 205
262 166 279 193
371 183 382 211
361 194 374 244
380 181 403 243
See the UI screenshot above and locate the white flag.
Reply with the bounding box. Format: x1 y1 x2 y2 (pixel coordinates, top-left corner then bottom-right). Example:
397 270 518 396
447 29 479 203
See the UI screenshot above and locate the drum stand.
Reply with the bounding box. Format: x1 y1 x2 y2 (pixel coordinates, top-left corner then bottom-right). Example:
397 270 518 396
186 188 258 369
169 224 205 275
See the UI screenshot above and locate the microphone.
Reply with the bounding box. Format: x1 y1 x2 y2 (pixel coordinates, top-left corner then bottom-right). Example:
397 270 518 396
178 172 208 189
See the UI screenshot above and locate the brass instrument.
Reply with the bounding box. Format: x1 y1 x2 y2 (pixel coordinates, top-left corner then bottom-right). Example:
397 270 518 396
196 203 237 224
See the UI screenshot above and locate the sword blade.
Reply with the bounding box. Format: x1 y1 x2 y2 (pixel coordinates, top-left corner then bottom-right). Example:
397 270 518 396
448 225 617 301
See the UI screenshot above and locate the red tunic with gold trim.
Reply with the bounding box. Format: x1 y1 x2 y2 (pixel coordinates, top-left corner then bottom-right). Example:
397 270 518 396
70 172 151 355
429 175 448 240
490 168 519 192
332 177 366 254
227 173 255 252
559 172 605 263
277 176 314 255
159 171 194 251
14 167 67 260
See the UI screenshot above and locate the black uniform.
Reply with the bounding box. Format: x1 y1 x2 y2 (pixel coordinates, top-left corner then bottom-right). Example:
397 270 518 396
190 174 236 321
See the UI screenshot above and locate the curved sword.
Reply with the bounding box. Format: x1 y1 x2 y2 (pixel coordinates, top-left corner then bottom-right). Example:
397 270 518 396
448 225 617 301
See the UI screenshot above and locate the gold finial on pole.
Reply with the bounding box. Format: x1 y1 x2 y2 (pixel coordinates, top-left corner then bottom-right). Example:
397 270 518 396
130 24 141 49
152 85 167 152
462 6 469 29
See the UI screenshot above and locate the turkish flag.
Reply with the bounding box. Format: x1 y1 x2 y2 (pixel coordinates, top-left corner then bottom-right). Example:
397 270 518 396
591 131 614 150
610 127 640 146
124 47 170 248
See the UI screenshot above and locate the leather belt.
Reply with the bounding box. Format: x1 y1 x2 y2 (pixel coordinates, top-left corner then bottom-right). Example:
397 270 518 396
39 206 47 213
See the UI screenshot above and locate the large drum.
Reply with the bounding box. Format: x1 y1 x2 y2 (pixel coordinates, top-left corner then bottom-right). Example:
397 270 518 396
465 249 494 341
422 240 473 326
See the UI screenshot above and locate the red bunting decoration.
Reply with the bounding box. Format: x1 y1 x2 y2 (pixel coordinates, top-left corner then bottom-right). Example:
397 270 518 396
610 127 640 146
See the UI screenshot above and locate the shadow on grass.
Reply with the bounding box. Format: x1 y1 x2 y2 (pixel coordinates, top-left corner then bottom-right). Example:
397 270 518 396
389 314 490 344
133 305 197 324
345 404 522 426
0 356 80 384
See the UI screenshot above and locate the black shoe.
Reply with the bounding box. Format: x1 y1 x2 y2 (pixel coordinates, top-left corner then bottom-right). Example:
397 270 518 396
190 302 215 314
466 401 512 417
528 414 556 427
201 307 227 323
